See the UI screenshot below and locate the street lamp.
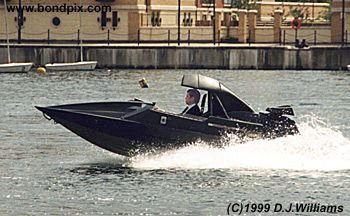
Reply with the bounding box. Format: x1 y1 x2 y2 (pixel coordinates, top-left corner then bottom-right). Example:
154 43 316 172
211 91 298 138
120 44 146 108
178 0 181 45
213 0 216 45
341 0 345 45
17 0 22 43
312 0 314 22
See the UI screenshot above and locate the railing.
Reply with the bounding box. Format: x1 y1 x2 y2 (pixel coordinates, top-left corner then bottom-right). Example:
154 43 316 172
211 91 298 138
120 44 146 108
0 28 348 46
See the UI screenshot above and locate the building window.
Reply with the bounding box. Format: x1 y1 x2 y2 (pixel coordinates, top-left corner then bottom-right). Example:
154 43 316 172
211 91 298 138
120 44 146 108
183 13 193 26
151 11 161 27
101 11 107 27
52 17 61 26
112 11 119 27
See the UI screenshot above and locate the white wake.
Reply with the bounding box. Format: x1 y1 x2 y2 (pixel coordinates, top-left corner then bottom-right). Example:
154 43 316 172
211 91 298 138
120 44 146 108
128 115 350 171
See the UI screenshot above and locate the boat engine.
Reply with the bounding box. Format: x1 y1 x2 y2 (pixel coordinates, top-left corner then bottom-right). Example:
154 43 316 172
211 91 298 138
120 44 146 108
264 105 298 135
266 105 294 116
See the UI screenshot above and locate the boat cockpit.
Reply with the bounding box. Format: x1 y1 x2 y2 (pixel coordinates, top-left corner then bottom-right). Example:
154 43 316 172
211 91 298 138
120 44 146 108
181 74 255 119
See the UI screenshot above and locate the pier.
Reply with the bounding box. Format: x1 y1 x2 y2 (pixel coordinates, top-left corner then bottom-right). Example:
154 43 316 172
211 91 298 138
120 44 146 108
0 44 349 70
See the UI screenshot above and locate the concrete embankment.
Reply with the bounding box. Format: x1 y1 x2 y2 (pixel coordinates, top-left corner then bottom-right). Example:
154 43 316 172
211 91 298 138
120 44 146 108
0 44 349 70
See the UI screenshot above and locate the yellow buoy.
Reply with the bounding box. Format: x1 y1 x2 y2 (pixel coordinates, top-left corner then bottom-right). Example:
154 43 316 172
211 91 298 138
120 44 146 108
138 78 149 88
36 67 46 74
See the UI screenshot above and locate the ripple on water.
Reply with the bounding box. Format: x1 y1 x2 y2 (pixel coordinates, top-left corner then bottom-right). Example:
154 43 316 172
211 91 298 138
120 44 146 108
0 70 349 215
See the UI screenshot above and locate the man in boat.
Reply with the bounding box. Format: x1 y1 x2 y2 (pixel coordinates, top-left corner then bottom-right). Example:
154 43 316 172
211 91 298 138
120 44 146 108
182 89 201 116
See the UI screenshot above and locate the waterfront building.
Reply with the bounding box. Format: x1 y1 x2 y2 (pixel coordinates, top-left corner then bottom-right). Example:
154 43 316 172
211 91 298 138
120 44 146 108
0 0 348 44
331 0 350 43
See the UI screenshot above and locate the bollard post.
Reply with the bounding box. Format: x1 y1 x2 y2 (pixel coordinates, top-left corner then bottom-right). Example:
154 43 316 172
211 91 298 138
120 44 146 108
47 29 50 44
279 29 282 45
218 30 220 45
346 30 348 44
248 30 251 45
283 30 286 45
107 29 110 45
138 29 140 45
168 29 170 45
77 29 80 44
188 29 190 45
314 30 317 45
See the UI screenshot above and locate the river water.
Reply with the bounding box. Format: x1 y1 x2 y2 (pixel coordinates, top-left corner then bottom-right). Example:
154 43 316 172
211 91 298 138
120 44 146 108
0 70 349 215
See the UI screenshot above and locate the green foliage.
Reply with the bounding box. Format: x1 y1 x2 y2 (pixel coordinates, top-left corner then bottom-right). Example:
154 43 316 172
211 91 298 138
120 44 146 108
273 0 329 2
284 0 331 21
288 6 310 20
231 0 257 10
317 0 331 21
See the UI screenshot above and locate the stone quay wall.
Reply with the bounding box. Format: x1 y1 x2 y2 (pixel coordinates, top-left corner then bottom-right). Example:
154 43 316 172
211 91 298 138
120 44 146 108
0 45 349 70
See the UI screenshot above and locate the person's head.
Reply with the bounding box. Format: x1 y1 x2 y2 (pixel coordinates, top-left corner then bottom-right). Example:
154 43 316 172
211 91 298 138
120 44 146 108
185 89 200 105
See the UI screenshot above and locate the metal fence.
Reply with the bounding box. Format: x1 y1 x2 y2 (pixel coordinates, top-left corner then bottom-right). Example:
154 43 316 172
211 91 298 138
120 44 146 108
0 27 348 46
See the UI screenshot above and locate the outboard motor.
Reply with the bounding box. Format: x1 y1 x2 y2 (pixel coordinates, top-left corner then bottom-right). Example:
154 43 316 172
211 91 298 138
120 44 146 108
265 105 299 135
266 105 294 116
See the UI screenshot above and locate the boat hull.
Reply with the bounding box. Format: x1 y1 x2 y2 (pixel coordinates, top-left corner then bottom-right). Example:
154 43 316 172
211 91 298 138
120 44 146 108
36 101 298 157
0 62 33 73
36 104 223 156
36 106 153 156
45 61 97 71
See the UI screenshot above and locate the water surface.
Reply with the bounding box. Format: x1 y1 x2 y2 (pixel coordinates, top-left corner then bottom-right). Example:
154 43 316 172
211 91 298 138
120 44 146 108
0 70 349 215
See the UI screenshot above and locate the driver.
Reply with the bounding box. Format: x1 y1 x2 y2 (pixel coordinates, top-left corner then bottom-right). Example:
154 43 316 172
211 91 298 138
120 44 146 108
181 89 201 116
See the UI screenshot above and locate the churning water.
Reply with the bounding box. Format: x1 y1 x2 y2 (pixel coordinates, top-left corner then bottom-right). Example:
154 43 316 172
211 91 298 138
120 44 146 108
130 116 350 171
0 70 349 215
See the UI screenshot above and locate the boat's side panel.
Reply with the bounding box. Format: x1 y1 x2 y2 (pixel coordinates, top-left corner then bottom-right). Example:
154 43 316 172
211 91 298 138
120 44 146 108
126 109 285 140
126 110 223 139
38 107 151 156
37 106 225 155
56 117 139 156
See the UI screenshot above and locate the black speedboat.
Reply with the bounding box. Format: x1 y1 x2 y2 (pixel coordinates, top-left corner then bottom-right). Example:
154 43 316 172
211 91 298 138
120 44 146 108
36 74 298 157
